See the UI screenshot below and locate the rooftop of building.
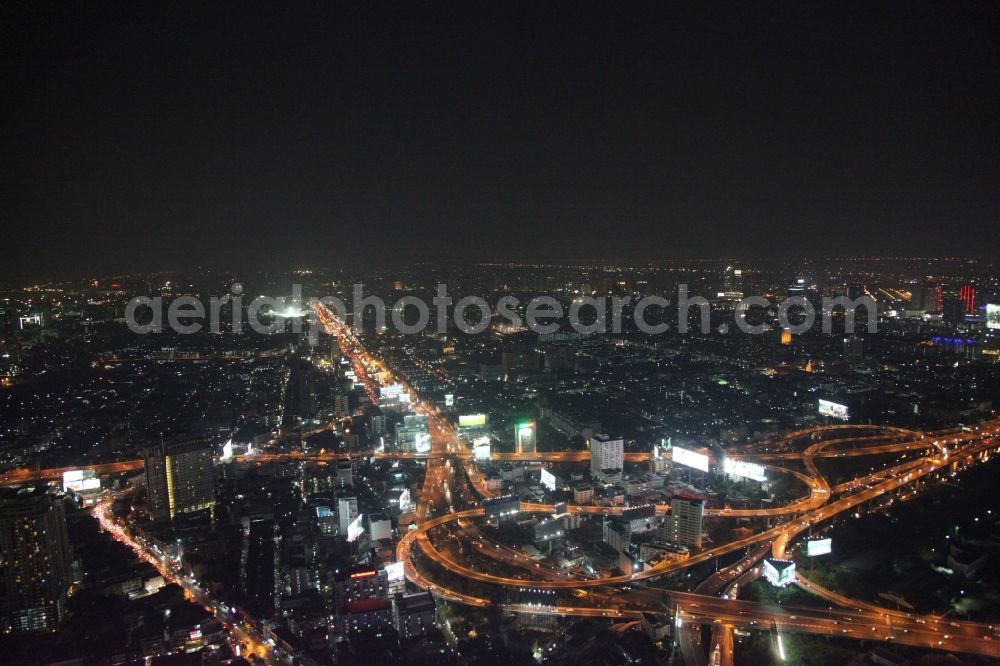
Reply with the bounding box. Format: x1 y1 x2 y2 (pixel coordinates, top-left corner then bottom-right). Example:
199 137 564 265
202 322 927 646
0 482 54 505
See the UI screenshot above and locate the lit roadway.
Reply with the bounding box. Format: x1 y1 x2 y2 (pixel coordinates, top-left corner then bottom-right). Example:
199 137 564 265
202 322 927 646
0 460 145 484
0 431 944 485
395 436 993 592
678 541 772 666
10 300 1000 661
93 497 281 665
360 294 1000 663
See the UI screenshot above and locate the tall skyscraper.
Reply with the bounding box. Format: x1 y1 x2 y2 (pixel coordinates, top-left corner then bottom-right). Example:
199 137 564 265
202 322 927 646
911 282 942 312
843 335 864 365
240 515 280 618
722 266 743 299
368 409 386 437
589 434 624 477
338 496 359 537
334 394 350 418
943 298 966 325
659 494 704 549
959 284 976 315
516 421 537 454
396 414 430 453
144 438 215 521
0 484 71 632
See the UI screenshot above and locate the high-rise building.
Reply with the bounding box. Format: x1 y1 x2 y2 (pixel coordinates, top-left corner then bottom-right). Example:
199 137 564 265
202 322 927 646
911 282 942 312
334 394 350 418
367 513 392 541
842 335 864 365
959 284 976 315
516 421 536 454
338 496 359 537
0 484 71 632
394 591 437 639
334 568 389 607
315 505 338 536
144 438 215 521
336 460 353 488
788 278 808 297
240 514 279 618
590 434 624 477
943 298 966 325
334 568 392 634
722 266 743 300
659 494 704 549
368 409 386 436
396 414 430 453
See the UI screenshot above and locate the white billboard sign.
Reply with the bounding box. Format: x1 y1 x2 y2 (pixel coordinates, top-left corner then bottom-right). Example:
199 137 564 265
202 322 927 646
806 538 832 557
540 468 557 491
380 384 405 400
384 561 405 582
986 304 1000 330
723 458 767 482
473 436 491 460
347 513 365 542
63 469 100 493
818 399 849 419
414 433 432 453
672 446 709 472
763 558 796 587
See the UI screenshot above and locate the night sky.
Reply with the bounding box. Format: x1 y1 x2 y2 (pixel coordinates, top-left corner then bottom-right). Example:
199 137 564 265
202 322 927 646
2 2 998 279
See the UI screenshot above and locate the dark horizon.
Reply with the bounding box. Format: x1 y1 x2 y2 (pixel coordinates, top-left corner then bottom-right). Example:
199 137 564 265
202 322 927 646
3 2 999 280
6 253 1000 288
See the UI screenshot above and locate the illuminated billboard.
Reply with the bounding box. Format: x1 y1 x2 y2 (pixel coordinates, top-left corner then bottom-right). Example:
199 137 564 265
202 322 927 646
347 514 365 542
384 561 405 582
473 436 491 460
414 433 432 453
63 469 100 493
806 538 832 557
483 494 520 518
818 399 849 420
722 458 767 483
672 446 709 473
316 506 333 518
459 413 488 428
380 384 405 400
987 304 1000 330
517 421 535 444
540 468 557 492
516 421 536 452
762 558 796 587
445 394 455 407
398 488 412 513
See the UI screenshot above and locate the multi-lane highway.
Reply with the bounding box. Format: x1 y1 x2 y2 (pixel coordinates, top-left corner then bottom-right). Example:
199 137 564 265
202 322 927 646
93 496 282 664
8 300 999 663
327 275 999 660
